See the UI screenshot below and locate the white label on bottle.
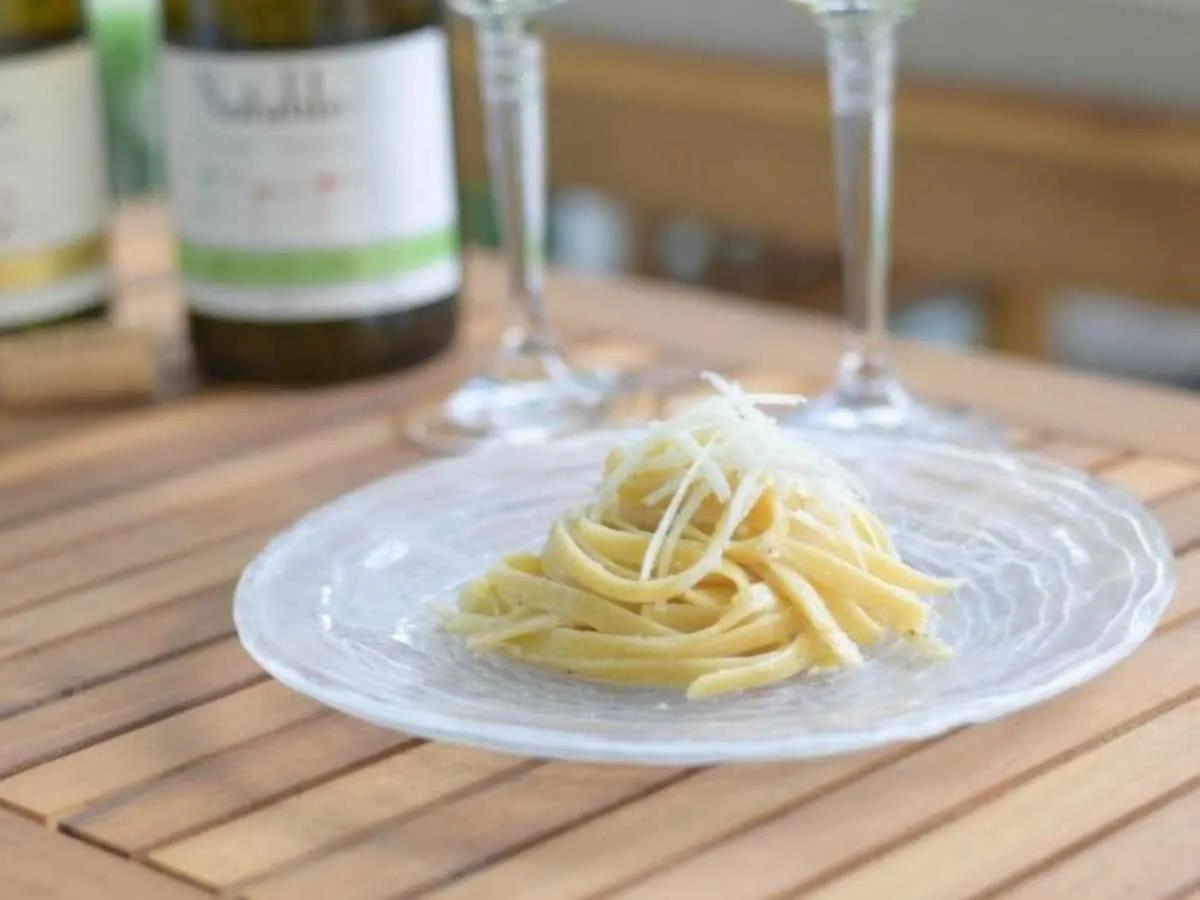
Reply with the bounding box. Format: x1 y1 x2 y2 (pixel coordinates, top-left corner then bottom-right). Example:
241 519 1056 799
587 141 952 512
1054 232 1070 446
0 41 111 328
162 28 462 322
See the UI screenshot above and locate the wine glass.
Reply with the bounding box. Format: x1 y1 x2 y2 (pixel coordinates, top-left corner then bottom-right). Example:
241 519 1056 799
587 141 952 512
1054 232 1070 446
784 0 1003 446
408 0 689 452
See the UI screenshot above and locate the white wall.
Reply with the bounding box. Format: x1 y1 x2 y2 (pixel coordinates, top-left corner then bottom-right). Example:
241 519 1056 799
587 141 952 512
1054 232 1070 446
550 0 1200 112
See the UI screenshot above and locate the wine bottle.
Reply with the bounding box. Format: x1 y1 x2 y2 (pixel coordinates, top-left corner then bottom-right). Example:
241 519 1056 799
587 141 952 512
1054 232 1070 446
161 0 462 385
0 1 112 334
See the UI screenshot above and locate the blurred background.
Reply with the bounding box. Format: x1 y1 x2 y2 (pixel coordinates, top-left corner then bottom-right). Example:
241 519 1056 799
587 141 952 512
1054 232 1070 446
90 0 1200 390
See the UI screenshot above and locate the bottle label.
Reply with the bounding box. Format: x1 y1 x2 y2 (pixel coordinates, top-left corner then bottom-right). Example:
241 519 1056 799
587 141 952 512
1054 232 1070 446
163 28 462 322
0 41 111 328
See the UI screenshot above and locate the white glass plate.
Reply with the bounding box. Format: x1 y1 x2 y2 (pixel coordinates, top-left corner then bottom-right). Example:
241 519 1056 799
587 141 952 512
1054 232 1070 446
234 432 1176 765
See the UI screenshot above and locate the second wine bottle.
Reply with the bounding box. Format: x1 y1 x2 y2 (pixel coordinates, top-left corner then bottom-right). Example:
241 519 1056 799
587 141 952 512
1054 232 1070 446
161 0 462 384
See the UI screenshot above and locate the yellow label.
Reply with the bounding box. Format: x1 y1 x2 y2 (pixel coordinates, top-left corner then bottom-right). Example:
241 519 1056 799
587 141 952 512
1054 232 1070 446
0 233 107 293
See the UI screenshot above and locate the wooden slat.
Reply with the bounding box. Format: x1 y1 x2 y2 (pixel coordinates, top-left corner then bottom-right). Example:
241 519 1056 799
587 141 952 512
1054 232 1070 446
0 408 113 455
1168 549 1200 624
0 583 233 717
0 349 448 530
0 501 278 617
1156 487 1200 551
65 714 411 855
0 417 394 568
1035 438 1129 471
0 531 268 662
425 616 1200 900
0 398 326 528
733 371 817 396
0 393 253 488
0 809 210 900
0 638 263 778
996 786 1200 900
0 444 402 616
0 432 410 655
569 336 665 372
1101 456 1200 502
413 748 909 900
608 598 1200 900
0 681 321 821
148 743 533 890
796 700 1200 900
240 764 689 900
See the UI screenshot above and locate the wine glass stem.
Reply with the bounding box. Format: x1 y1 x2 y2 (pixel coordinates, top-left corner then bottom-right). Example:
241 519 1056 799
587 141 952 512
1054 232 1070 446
476 16 562 374
822 12 898 383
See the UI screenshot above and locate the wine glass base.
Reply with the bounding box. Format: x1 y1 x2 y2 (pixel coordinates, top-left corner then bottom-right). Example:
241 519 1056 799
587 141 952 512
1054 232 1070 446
788 391 1006 449
405 368 619 454
405 363 707 455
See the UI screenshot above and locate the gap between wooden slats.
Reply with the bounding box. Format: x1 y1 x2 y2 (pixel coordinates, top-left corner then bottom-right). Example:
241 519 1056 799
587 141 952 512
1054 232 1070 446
0 443 408 617
0 531 273 666
0 308 509 529
66 714 413 856
0 393 255 489
0 446 421 666
177 747 905 897
237 765 700 900
0 809 212 900
0 583 235 719
0 396 368 529
0 680 324 822
0 638 264 779
0 417 396 569
1156 488 1200 552
292 608 1194 900
1031 438 1129 471
147 744 540 890
0 408 126 456
986 785 1200 900
600 617 1200 900
1101 456 1200 502
789 701 1200 900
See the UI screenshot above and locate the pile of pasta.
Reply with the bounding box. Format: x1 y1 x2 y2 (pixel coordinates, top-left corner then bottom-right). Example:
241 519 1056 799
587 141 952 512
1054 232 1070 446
443 374 960 699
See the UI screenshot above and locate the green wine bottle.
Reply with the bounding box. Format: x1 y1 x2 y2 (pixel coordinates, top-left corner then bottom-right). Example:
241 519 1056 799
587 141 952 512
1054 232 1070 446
161 0 462 385
0 1 112 334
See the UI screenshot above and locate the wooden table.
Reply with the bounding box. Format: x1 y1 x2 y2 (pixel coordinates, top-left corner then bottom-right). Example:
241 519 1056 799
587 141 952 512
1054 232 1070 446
0 204 1197 900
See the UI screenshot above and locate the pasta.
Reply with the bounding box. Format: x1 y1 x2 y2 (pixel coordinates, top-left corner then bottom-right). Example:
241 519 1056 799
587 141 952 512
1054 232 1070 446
442 373 960 699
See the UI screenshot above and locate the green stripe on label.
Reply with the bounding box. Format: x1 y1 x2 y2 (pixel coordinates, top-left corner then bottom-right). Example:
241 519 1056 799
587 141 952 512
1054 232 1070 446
179 228 458 287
